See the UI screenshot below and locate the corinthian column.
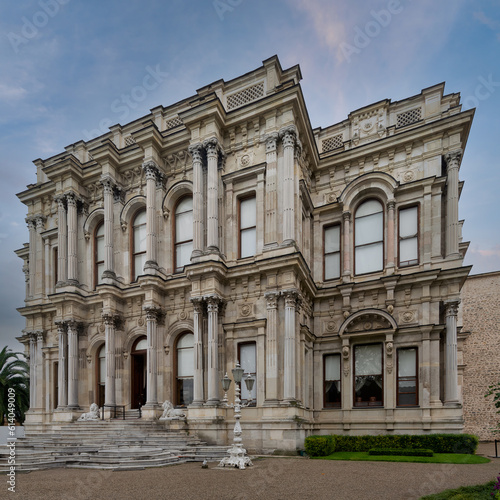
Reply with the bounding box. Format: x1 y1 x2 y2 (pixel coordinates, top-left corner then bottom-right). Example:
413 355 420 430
190 297 204 405
56 322 67 408
29 333 36 409
386 199 396 272
279 126 297 245
103 313 117 407
144 306 160 406
444 300 460 405
142 161 161 272
100 177 116 279
445 150 462 259
265 291 279 402
66 193 79 285
56 196 68 286
206 295 220 403
35 331 44 410
265 133 279 246
67 321 80 409
342 211 351 281
26 218 36 297
204 138 221 251
283 290 299 401
189 144 204 257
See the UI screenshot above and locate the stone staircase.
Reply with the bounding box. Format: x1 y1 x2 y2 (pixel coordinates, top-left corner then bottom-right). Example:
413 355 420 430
0 420 228 472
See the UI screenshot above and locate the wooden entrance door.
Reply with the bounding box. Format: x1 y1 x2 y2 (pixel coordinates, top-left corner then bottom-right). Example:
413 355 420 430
131 337 147 409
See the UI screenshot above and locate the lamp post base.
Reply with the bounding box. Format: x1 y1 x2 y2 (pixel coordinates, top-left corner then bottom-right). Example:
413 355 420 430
218 444 253 470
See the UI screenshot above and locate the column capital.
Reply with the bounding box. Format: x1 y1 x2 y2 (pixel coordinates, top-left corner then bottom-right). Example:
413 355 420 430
203 137 221 157
26 216 37 231
264 291 280 309
283 289 300 308
54 194 66 208
205 294 222 312
102 313 122 328
188 143 204 163
342 210 351 221
265 132 279 153
66 191 79 207
387 199 396 210
279 125 297 148
144 305 164 323
190 296 204 313
444 149 462 170
100 175 116 194
444 300 460 317
35 330 45 342
142 160 161 180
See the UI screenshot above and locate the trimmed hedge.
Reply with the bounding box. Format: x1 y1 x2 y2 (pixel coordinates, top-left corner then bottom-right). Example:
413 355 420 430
368 448 434 457
304 434 478 456
333 434 478 454
304 435 337 457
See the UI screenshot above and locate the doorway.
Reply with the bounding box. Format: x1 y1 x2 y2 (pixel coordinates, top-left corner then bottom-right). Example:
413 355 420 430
131 337 147 409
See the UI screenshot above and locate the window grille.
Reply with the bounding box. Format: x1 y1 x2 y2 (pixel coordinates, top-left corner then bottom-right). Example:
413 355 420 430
165 116 183 130
227 82 264 110
396 107 422 128
124 135 136 147
322 134 343 153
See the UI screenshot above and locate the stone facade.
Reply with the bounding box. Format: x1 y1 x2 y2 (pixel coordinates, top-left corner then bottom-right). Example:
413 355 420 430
462 271 500 440
16 56 474 452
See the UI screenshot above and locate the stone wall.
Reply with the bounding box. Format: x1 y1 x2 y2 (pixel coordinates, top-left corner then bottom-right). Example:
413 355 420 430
462 271 500 440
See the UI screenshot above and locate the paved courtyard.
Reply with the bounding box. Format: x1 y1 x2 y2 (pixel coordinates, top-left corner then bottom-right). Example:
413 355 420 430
6 444 500 500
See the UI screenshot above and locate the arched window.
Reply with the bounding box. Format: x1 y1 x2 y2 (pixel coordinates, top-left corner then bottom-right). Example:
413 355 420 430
176 333 194 406
94 221 104 288
131 209 147 280
174 197 193 273
97 344 105 407
355 199 384 275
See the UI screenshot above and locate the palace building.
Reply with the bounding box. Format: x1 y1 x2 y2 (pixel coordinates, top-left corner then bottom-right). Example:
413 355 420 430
16 56 474 452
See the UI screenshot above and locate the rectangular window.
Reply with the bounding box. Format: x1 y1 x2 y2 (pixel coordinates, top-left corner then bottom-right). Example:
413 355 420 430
324 225 341 280
354 344 383 407
399 206 418 267
238 342 257 405
239 196 256 258
397 347 418 406
324 354 341 408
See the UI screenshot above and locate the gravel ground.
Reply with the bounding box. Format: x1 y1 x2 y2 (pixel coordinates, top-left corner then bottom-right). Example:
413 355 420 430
6 443 500 500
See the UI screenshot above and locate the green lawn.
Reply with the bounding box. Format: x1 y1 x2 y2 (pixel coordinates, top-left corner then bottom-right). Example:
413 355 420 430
313 451 490 464
419 480 495 499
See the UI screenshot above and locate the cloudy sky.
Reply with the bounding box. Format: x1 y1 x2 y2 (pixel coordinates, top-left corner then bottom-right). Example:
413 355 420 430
1 0 499 352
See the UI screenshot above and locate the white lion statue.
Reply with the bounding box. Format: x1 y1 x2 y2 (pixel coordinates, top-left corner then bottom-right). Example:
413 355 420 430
78 403 100 421
159 400 186 420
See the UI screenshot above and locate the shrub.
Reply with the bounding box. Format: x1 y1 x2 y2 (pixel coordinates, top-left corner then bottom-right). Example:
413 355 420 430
368 448 434 457
304 435 336 457
333 434 478 454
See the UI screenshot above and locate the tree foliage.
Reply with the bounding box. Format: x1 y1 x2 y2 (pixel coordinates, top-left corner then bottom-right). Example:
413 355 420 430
0 346 30 425
485 381 500 433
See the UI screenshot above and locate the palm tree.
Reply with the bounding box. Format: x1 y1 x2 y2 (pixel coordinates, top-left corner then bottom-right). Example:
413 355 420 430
0 346 30 425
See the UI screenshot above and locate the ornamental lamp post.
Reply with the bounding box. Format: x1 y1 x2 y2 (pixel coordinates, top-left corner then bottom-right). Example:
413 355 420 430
219 362 255 469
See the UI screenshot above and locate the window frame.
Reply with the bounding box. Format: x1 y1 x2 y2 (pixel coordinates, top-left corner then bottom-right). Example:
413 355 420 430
96 344 106 408
353 342 384 408
323 353 342 408
238 193 257 259
174 332 194 407
396 347 419 407
237 341 257 406
173 195 193 273
354 198 385 276
130 208 147 282
323 223 341 281
93 220 105 289
398 204 420 268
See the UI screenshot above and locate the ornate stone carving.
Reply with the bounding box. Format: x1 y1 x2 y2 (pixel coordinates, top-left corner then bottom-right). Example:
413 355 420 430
265 132 279 153
188 143 203 163
444 150 462 170
386 342 394 373
239 303 252 317
78 403 100 421
265 291 279 310
159 400 186 420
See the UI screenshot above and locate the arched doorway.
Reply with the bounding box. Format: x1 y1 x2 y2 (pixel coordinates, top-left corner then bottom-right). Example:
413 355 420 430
96 344 105 407
131 337 147 409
